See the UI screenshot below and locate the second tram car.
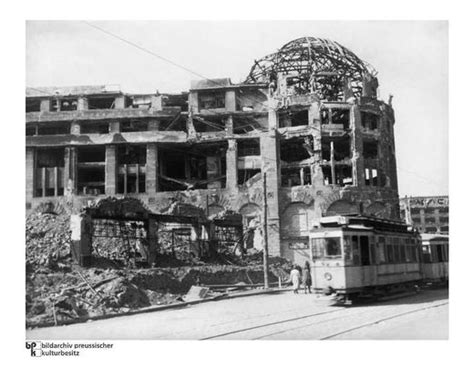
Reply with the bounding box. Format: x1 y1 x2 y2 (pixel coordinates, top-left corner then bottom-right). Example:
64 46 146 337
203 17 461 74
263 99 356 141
420 233 449 284
309 215 423 302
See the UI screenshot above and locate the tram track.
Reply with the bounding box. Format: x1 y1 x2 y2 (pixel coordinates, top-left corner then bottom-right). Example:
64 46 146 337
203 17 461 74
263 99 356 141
201 299 448 340
320 300 449 339
200 307 347 340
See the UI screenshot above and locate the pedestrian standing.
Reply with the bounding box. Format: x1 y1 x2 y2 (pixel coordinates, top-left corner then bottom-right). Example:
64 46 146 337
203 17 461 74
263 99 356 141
302 261 312 294
289 265 301 294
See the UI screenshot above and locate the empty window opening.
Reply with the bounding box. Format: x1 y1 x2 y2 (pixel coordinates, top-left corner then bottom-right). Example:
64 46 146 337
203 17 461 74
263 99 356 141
118 171 146 194
238 169 261 186
322 165 353 186
237 138 260 157
52 98 77 112
193 117 226 133
363 140 378 159
233 116 267 134
26 98 41 113
162 93 189 112
158 144 227 191
117 145 147 165
361 111 379 130
37 122 70 135
81 121 109 134
331 109 350 129
34 148 65 197
121 119 149 132
278 109 309 128
198 91 225 110
365 167 379 186
321 137 351 162
88 96 116 109
280 137 313 163
320 108 350 129
281 167 311 187
116 145 147 196
77 146 105 195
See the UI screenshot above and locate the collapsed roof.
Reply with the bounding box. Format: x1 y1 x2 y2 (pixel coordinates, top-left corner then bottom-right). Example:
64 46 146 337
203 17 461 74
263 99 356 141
245 36 378 101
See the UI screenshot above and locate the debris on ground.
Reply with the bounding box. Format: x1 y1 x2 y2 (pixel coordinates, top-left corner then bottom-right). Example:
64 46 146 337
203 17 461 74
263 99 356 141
26 212 293 328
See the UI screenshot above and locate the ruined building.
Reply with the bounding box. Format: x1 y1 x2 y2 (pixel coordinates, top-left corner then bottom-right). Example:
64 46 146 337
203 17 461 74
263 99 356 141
400 196 449 234
26 37 400 265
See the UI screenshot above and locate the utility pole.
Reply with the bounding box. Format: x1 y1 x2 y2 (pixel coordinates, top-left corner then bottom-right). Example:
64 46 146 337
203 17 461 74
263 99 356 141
262 171 269 289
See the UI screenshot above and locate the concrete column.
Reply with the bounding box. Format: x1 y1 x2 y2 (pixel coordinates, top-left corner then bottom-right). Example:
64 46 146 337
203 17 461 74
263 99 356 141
351 106 365 186
261 129 281 257
77 97 88 110
225 90 236 112
114 96 126 109
188 92 199 113
151 95 162 111
70 213 93 267
109 120 120 134
70 121 81 135
146 144 158 193
225 115 233 135
226 139 237 190
105 145 117 195
64 147 77 196
40 99 50 112
26 148 35 200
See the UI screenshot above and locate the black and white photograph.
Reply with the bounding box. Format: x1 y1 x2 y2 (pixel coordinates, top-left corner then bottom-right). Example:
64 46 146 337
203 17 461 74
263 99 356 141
24 20 449 341
3 2 471 375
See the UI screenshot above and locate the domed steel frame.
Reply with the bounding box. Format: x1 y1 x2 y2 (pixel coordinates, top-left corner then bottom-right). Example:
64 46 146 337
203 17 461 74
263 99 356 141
245 36 377 101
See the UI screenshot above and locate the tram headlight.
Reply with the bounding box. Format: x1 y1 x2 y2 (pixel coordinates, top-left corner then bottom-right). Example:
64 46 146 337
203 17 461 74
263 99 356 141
324 272 332 281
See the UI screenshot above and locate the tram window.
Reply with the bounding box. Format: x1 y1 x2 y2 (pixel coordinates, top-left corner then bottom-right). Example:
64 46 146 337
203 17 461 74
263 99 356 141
351 236 360 265
360 236 370 266
422 246 431 263
311 238 324 260
377 240 386 264
343 236 352 262
326 238 342 257
387 244 394 263
436 245 443 262
393 239 400 263
400 244 407 262
311 237 342 259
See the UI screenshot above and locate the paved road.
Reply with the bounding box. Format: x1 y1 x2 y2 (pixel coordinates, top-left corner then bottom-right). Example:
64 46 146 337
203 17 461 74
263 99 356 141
26 288 448 340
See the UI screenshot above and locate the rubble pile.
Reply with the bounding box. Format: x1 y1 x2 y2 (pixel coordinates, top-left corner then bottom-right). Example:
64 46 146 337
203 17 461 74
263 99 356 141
26 212 294 328
26 212 72 271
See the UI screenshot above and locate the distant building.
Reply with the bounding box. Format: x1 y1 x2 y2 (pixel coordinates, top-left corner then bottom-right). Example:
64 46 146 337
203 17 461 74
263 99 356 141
400 196 449 234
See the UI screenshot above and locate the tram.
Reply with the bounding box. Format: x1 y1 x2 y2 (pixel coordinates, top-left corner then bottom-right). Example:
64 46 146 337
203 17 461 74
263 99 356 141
309 215 423 302
420 233 449 284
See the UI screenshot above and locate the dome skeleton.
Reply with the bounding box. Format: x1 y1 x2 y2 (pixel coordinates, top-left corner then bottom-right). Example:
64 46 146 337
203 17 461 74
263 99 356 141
245 37 377 101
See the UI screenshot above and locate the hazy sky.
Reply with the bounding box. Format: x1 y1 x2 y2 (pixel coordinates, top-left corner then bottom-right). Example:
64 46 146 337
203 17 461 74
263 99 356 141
26 20 448 197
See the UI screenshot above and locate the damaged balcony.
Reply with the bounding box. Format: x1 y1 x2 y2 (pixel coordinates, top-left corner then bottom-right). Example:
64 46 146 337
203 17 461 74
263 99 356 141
158 142 227 191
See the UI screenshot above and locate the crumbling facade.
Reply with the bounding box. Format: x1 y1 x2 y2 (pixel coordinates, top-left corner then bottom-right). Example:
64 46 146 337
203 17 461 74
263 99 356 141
26 37 400 265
